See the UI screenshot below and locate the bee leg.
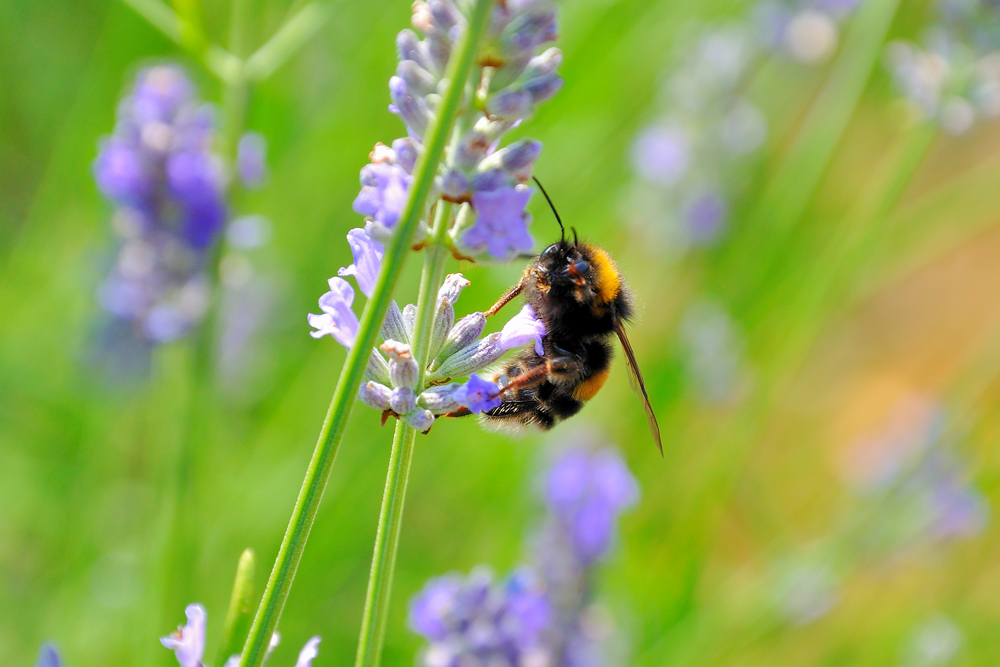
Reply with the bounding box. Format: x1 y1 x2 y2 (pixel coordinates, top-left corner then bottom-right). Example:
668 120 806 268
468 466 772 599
494 353 583 398
485 279 524 317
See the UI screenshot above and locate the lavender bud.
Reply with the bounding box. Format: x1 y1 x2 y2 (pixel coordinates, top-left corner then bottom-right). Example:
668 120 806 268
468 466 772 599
470 168 509 193
390 386 418 414
381 300 409 343
454 130 493 170
426 33 452 76
403 408 436 432
437 273 471 306
428 0 457 30
431 313 488 371
521 47 563 80
429 305 456 366
392 137 419 173
397 30 430 69
502 138 543 171
440 169 469 199
431 332 506 380
486 89 533 120
523 72 563 104
382 339 419 388
403 303 417 336
366 349 392 385
359 381 393 411
389 76 430 138
418 383 464 414
411 1 435 33
398 59 438 97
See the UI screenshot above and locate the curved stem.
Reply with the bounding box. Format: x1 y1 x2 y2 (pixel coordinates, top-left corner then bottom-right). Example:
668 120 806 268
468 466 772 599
237 2 494 666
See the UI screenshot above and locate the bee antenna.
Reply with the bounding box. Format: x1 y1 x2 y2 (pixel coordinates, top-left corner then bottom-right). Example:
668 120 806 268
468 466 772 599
571 227 578 246
532 176 565 242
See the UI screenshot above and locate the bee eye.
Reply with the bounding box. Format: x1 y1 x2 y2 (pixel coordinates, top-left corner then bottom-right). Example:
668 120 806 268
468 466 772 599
575 260 590 275
541 245 559 260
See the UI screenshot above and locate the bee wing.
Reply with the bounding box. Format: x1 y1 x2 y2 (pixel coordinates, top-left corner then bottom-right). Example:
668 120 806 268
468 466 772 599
614 321 663 456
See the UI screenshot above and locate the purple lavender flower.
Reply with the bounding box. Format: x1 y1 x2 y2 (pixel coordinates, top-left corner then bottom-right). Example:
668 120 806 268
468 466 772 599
409 568 552 667
464 186 535 259
94 138 153 203
237 131 268 188
545 448 639 564
631 125 690 185
353 162 412 231
161 603 206 667
499 304 546 355
35 644 62 667
308 277 360 347
684 190 728 245
453 373 502 413
94 65 230 345
338 228 384 298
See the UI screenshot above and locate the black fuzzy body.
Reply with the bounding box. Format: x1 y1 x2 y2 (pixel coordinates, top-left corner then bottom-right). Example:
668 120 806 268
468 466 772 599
482 240 631 432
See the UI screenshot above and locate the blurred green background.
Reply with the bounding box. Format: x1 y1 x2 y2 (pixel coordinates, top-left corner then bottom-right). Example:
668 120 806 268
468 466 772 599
4 0 1000 665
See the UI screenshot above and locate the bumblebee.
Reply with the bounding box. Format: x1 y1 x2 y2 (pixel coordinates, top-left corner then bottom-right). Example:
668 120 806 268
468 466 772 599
454 179 662 454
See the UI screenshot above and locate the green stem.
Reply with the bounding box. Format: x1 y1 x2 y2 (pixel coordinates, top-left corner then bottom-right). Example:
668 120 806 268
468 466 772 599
353 422 418 667
354 200 455 667
237 2 493 665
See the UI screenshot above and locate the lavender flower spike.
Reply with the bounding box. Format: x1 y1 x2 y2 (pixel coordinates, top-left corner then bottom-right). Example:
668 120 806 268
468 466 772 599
545 447 639 563
464 185 535 259
409 568 552 667
308 277 360 347
338 227 385 298
160 603 206 667
453 374 502 413
500 304 546 355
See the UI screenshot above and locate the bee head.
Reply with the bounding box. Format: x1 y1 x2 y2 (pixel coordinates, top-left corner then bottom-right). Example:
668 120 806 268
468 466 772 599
535 240 621 308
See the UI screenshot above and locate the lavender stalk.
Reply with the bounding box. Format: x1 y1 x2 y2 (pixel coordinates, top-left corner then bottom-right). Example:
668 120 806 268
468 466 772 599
237 3 495 666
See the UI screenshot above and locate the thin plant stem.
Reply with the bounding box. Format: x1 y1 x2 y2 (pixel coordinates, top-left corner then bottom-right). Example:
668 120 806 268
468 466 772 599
237 2 494 665
354 200 455 667
354 421 418 667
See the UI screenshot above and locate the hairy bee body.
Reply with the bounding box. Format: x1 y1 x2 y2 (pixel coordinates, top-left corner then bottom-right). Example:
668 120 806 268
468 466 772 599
482 240 634 432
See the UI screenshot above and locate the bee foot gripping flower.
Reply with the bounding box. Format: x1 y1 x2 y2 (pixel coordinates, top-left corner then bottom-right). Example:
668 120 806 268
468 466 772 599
451 373 502 413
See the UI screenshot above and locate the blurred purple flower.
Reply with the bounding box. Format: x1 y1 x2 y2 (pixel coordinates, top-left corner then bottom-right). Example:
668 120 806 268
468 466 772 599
453 373 502 413
237 131 268 188
94 138 152 204
631 125 689 185
545 447 639 563
338 228 384 298
409 568 552 667
684 190 728 244
35 644 62 667
308 277 360 348
464 186 535 259
94 64 230 346
499 304 546 355
354 162 412 230
131 64 193 124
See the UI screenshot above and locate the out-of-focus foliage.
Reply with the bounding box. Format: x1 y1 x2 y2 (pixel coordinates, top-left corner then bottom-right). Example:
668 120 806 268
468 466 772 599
3 0 1000 665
